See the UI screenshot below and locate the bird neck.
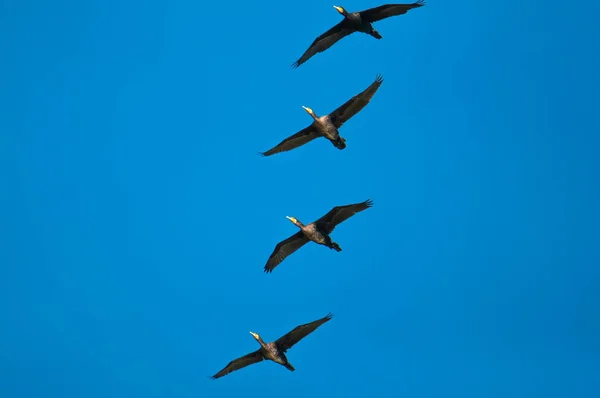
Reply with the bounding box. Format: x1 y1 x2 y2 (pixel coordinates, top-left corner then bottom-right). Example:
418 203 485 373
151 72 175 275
337 9 349 17
255 336 267 348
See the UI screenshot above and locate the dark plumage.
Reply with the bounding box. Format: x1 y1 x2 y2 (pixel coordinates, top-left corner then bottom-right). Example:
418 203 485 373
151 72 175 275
292 1 426 68
264 199 373 273
260 75 383 157
210 313 333 379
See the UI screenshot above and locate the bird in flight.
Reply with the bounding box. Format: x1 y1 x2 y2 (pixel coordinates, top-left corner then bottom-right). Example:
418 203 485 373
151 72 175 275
260 75 383 156
292 1 426 68
210 313 333 379
264 199 373 273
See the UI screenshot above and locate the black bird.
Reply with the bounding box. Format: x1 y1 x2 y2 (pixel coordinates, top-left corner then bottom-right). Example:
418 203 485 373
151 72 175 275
210 313 333 379
264 199 373 273
260 75 383 157
292 1 426 68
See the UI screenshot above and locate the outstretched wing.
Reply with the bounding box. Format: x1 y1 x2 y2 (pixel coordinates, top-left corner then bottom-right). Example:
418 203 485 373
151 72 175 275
260 126 320 157
275 313 333 352
264 231 310 273
358 1 426 23
329 75 384 128
314 199 374 234
211 349 263 380
292 21 355 68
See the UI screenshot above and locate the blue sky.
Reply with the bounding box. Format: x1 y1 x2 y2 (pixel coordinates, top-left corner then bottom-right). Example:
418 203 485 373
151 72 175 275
1 0 599 397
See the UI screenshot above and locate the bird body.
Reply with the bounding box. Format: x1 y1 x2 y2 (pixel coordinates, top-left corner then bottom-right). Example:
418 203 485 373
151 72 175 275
254 336 295 371
264 199 373 273
292 2 426 68
304 109 346 149
333 6 383 39
264 346 294 370
211 314 333 379
290 217 342 252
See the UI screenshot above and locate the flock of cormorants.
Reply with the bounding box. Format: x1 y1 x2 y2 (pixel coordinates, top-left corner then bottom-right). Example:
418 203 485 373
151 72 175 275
211 1 426 380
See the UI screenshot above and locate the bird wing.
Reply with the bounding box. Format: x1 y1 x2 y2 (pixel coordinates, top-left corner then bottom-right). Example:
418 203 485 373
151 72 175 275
328 75 384 128
264 231 310 273
292 21 355 68
358 1 426 23
211 349 263 379
275 313 333 352
314 199 374 234
259 126 320 157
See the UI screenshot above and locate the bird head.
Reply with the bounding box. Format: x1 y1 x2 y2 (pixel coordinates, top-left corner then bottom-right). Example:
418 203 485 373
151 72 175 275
286 216 299 225
249 331 260 341
333 5 346 15
301 106 314 115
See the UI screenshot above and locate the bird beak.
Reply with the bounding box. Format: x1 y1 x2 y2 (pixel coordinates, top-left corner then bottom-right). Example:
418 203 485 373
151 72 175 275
333 6 344 14
249 331 258 339
302 106 312 114
286 216 294 223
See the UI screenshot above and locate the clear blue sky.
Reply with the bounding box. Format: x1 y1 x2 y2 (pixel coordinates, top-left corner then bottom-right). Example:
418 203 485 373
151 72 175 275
1 0 599 397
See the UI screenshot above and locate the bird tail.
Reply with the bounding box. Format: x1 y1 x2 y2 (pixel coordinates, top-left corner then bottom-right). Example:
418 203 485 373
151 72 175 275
285 363 295 372
331 242 342 252
333 136 346 150
370 30 382 39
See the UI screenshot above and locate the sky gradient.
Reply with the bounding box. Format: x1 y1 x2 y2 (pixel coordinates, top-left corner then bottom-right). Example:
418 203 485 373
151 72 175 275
1 1 599 397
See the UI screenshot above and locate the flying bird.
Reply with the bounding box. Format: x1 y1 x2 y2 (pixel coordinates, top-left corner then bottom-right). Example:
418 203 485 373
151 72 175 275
292 1 426 68
210 313 333 379
260 75 383 157
264 199 373 273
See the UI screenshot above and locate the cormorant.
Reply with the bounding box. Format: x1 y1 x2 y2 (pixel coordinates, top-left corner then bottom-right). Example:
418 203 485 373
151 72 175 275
211 313 333 379
264 199 373 273
260 75 383 157
292 1 426 68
